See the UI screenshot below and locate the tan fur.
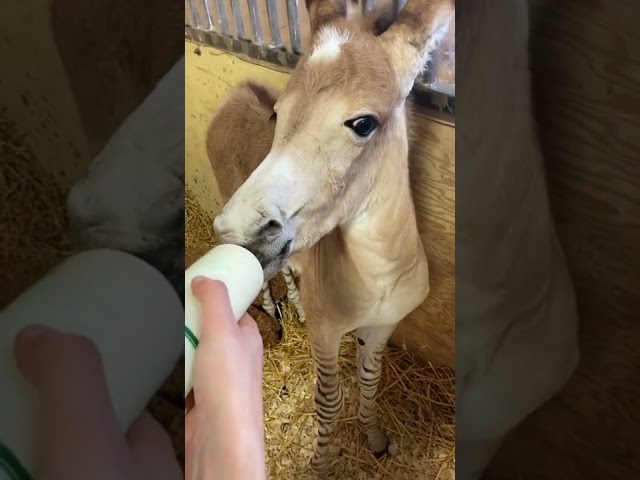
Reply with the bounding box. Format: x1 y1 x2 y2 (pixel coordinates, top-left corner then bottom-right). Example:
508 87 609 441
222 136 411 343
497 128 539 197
211 1 454 476
271 1 449 334
206 82 301 327
206 82 278 204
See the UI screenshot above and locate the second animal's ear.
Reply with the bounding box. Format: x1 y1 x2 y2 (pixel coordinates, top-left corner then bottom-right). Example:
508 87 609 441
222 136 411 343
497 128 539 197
305 0 349 38
380 0 454 98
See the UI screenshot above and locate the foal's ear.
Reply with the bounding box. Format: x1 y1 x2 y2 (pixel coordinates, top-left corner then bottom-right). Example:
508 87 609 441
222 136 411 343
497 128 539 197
305 0 350 38
380 0 454 98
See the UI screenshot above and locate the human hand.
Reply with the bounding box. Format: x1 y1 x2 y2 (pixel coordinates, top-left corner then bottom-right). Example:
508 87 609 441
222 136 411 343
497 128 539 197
14 325 182 480
185 277 266 480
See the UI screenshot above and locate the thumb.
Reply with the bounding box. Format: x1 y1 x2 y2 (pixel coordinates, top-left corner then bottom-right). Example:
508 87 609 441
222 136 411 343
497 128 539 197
190 277 239 340
14 325 131 476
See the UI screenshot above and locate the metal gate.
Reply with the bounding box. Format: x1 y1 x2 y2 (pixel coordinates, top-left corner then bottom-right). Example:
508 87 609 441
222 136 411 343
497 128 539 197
185 0 455 122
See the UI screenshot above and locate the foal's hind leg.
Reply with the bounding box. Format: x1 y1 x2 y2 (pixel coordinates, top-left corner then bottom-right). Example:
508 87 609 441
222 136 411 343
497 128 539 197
308 327 344 479
355 324 396 457
282 264 305 321
260 281 277 318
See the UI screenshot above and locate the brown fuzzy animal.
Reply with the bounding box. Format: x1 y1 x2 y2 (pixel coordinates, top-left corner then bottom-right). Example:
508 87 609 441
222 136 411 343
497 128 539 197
206 81 306 330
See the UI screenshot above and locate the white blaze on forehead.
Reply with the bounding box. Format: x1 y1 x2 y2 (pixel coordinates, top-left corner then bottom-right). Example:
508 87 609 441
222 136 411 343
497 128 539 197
309 26 352 63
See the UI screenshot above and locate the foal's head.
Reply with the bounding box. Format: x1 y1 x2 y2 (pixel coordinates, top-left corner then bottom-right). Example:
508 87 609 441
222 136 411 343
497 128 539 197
214 0 453 279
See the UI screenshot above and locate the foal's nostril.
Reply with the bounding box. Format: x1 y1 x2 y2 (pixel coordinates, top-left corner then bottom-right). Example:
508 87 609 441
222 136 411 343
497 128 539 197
257 218 283 238
278 240 292 257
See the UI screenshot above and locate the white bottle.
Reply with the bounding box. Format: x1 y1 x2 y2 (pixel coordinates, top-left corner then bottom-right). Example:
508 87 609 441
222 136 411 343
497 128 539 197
184 244 264 397
0 249 183 480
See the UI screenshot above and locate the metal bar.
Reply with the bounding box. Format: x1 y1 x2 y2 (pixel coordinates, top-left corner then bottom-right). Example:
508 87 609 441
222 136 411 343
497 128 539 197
185 29 456 123
201 0 215 30
184 29 456 99
285 0 302 53
266 0 283 48
362 0 374 15
214 0 231 36
188 0 200 28
231 0 247 39
186 27 300 69
247 0 264 44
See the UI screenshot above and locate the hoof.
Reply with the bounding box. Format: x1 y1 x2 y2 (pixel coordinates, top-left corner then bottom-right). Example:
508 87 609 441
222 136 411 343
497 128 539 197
311 464 329 480
371 442 390 459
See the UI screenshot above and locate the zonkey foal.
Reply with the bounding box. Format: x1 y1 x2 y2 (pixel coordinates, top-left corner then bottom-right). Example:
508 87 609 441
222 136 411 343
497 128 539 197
210 0 454 476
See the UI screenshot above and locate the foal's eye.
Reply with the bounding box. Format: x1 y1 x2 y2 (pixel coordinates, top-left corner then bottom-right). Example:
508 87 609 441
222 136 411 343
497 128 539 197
345 115 379 138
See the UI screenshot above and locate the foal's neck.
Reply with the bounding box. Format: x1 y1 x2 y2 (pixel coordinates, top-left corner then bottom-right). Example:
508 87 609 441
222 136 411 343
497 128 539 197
299 116 426 317
340 117 422 271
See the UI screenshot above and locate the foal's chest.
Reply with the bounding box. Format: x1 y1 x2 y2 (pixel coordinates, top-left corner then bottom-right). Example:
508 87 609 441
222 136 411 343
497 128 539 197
307 259 424 328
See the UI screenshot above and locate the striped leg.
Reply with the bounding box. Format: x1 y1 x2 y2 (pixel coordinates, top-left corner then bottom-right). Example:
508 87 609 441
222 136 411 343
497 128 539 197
355 324 396 456
309 329 344 479
282 264 305 322
261 281 277 318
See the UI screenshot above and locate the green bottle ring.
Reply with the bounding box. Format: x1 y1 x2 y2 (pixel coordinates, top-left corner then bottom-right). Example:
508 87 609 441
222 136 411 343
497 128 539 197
0 441 31 480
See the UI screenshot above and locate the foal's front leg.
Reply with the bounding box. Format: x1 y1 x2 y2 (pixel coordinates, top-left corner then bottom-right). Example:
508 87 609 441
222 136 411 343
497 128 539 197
260 281 277 318
355 324 397 457
308 327 344 479
282 263 305 321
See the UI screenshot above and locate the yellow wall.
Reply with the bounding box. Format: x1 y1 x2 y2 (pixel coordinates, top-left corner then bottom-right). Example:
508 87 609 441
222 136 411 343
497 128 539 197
0 1 90 187
185 42 455 368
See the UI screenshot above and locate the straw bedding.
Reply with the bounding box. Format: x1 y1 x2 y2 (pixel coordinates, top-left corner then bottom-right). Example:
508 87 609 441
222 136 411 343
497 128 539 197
0 121 74 310
186 188 456 479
